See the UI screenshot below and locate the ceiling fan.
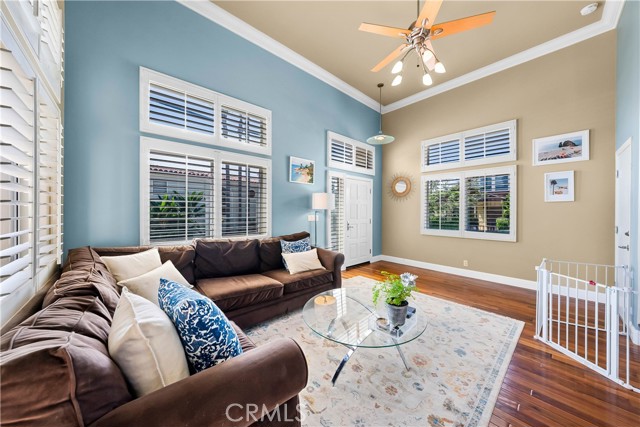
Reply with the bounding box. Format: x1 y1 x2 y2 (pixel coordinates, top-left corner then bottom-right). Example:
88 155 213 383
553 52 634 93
359 0 495 87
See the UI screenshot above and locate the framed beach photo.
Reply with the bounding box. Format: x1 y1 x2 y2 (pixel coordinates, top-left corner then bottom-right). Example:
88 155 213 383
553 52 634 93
532 130 589 166
289 156 315 185
544 171 574 202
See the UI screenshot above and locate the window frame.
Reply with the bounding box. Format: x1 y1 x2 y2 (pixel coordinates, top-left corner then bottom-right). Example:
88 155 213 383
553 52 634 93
140 137 272 245
421 165 517 242
327 131 375 176
139 67 272 156
421 120 517 172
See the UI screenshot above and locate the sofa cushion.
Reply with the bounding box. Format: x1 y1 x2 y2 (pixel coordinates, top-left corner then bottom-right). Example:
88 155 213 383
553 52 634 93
118 261 193 306
282 248 325 275
109 288 190 397
94 245 197 285
1 296 112 350
42 268 120 315
0 330 132 426
62 246 110 275
101 248 162 283
259 231 311 272
194 239 260 279
262 269 334 294
280 237 311 270
196 274 284 311
159 279 243 373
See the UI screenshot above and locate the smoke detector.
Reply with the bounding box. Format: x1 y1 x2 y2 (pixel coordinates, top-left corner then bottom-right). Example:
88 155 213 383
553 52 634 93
580 3 599 16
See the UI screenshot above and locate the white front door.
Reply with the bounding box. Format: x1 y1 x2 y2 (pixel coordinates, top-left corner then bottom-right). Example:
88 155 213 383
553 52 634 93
615 138 632 285
344 177 372 267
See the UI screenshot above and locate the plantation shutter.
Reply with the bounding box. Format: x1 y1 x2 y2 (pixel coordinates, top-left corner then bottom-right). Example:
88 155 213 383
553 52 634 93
464 127 511 161
329 175 345 253
220 105 268 148
0 43 35 305
329 138 353 165
220 160 268 237
465 173 511 234
37 87 63 271
39 0 64 97
424 178 460 231
149 83 215 135
424 139 460 168
148 151 215 243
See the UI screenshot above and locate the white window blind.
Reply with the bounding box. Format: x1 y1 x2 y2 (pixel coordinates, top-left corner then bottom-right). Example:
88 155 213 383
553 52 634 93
421 166 516 241
148 151 215 243
37 86 63 271
328 174 345 253
1 44 35 306
220 105 268 148
422 120 516 171
464 172 512 236
327 131 375 176
423 177 460 234
141 138 271 245
38 0 64 97
141 68 271 155
220 160 268 238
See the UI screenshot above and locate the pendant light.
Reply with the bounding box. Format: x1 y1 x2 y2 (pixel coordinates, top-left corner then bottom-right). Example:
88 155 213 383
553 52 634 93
367 83 395 145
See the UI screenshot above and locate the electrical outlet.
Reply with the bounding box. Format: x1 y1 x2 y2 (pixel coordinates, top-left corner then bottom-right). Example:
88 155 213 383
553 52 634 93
307 214 317 222
463 260 469 267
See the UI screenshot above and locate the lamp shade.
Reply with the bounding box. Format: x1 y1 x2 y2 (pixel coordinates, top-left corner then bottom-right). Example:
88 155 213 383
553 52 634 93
312 193 334 210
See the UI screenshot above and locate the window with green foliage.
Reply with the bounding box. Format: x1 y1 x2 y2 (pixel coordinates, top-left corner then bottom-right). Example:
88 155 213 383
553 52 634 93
421 166 516 242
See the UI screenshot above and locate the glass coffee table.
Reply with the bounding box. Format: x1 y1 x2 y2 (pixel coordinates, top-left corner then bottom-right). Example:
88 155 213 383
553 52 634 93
302 287 428 386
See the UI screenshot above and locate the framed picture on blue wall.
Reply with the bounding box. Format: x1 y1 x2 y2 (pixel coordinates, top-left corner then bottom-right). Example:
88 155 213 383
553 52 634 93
289 156 315 185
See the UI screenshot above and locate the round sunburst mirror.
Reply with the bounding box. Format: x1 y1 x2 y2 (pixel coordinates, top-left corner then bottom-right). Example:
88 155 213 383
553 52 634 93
389 174 413 200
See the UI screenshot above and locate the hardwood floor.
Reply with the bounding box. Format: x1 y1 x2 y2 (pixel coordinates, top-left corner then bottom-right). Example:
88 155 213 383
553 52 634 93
344 261 640 427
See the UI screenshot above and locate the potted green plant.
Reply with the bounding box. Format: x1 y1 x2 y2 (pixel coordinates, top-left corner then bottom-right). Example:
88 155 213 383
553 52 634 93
372 271 417 327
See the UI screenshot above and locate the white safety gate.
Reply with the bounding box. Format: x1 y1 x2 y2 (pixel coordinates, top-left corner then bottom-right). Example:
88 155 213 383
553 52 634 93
535 259 640 392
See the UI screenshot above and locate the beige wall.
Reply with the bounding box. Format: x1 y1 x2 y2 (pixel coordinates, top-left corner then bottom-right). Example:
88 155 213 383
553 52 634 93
381 32 616 282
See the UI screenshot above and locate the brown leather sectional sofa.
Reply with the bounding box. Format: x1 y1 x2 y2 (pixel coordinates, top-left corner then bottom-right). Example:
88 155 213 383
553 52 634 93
0 232 344 426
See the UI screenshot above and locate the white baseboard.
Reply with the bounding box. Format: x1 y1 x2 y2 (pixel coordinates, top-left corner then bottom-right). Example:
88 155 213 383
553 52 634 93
366 254 537 291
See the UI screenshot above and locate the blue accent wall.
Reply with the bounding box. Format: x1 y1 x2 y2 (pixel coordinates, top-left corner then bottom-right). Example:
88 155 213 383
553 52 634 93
616 0 640 299
64 1 381 253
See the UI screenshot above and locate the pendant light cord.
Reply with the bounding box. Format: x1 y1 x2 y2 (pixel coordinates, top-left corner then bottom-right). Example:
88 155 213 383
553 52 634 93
377 83 383 133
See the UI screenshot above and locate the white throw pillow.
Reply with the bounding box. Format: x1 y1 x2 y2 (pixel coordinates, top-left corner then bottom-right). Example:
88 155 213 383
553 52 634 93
119 261 193 306
108 287 190 397
101 248 162 283
281 249 325 275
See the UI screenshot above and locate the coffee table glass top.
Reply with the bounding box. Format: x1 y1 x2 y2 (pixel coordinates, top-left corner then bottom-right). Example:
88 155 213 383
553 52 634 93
302 287 428 348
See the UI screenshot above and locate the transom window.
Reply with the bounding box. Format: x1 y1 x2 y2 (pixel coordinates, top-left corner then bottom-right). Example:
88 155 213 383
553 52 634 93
327 131 375 176
422 120 517 172
140 68 271 155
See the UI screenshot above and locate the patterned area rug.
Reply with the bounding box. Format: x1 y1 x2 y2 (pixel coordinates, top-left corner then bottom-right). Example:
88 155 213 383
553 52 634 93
245 276 524 427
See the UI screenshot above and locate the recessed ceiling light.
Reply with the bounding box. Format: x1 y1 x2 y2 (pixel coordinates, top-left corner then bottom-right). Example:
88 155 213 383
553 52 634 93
580 2 599 16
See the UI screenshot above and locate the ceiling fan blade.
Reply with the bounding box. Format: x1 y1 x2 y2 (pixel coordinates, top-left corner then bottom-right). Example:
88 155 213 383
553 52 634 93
416 0 443 28
430 11 496 40
371 44 409 72
424 40 436 71
359 22 410 38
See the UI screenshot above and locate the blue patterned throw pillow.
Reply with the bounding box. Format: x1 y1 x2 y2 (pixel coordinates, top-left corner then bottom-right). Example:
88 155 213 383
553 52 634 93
158 278 242 373
280 237 312 270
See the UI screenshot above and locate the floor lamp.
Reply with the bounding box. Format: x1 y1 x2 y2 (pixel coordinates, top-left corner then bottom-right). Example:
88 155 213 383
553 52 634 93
312 193 334 248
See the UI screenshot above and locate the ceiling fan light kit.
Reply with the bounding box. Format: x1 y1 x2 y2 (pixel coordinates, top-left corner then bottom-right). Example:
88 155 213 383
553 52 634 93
359 0 495 88
367 83 395 145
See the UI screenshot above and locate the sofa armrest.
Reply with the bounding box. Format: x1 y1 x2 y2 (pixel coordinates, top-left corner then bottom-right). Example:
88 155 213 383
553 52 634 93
316 248 344 289
90 338 307 427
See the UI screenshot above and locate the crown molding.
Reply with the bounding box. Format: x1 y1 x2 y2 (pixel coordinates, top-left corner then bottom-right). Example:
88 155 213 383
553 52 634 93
383 0 625 113
177 0 379 111
177 0 625 115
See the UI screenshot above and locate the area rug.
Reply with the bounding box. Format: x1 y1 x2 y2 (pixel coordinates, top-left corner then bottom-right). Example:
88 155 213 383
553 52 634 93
245 276 524 427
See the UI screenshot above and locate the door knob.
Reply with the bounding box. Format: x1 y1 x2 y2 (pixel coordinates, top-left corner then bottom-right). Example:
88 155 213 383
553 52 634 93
618 245 629 251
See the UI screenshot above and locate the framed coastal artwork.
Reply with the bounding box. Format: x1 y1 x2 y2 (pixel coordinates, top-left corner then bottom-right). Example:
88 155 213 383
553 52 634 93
544 170 574 202
532 129 589 166
289 156 315 185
